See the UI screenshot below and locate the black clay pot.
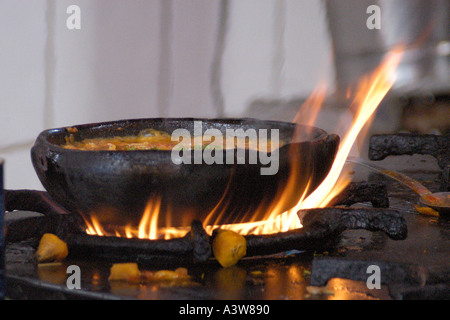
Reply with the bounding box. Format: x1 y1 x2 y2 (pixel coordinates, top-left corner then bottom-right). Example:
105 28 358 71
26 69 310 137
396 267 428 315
31 118 339 228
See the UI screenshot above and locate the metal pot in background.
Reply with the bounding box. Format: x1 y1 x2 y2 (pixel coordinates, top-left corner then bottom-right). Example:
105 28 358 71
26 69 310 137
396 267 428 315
325 0 450 97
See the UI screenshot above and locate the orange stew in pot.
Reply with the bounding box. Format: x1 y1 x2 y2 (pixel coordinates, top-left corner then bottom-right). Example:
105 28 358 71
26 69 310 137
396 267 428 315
62 129 281 151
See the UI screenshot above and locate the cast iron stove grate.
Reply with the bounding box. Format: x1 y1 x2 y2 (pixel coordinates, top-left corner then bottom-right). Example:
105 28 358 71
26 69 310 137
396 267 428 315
4 137 450 299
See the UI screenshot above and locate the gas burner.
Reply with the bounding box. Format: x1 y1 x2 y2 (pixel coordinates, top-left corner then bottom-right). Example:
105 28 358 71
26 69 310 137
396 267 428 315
3 133 450 300
4 172 449 300
4 181 402 261
5 198 405 263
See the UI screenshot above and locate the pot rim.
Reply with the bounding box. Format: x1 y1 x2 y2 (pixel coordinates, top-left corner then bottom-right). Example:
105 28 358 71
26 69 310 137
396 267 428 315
33 117 334 154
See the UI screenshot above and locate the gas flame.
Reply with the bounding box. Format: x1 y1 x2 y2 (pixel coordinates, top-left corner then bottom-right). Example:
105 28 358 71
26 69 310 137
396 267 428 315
85 216 106 236
84 47 403 239
300 47 404 209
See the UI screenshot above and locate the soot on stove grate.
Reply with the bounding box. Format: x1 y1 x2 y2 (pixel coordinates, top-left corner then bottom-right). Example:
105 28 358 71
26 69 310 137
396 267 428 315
369 133 450 191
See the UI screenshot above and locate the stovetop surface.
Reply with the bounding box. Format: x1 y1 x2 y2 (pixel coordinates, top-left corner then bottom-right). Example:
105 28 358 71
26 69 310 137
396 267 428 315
5 155 450 300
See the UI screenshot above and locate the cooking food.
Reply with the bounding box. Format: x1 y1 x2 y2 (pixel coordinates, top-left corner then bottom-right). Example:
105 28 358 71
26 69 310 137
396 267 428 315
212 229 247 268
141 268 190 282
108 263 141 282
62 128 279 151
36 233 69 263
108 263 191 284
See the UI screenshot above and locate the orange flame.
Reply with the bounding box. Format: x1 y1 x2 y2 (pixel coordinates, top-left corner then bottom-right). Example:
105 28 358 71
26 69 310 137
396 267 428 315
293 81 328 128
300 47 404 209
85 216 106 236
85 47 403 239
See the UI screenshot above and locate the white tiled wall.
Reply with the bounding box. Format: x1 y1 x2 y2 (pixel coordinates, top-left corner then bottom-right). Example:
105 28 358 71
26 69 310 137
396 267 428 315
222 0 334 116
0 0 47 190
0 0 333 190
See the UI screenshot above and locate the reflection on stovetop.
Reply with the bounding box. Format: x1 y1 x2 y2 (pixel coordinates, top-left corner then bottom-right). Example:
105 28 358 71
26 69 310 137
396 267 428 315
5 155 450 300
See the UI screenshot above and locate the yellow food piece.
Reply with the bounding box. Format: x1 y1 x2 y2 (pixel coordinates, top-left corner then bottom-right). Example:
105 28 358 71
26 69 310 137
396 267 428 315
212 229 247 268
36 233 69 263
306 285 335 296
143 268 190 282
108 263 141 282
174 267 189 278
153 270 179 281
414 205 439 217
